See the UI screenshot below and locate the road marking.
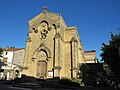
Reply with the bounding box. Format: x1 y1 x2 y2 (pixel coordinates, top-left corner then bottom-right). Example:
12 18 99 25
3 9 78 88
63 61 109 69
9 86 32 90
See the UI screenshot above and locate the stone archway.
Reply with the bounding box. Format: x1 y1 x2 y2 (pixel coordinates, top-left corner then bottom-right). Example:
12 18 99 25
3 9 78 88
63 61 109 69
32 44 51 78
32 44 51 61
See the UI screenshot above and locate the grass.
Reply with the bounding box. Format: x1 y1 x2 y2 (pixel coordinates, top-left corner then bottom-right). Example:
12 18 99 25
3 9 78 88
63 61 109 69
58 78 81 87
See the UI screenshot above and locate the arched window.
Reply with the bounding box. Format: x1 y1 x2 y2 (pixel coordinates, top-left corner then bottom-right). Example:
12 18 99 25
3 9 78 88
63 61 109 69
40 20 49 29
40 20 48 25
52 24 57 30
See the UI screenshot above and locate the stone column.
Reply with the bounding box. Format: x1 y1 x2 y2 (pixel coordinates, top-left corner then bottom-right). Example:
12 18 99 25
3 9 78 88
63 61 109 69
70 37 78 78
53 33 61 78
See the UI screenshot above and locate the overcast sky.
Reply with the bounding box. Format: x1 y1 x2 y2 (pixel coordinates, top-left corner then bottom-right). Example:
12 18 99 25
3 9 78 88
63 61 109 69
0 0 120 60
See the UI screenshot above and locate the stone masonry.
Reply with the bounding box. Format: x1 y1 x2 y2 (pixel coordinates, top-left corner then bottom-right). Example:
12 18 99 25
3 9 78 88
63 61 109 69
22 6 90 79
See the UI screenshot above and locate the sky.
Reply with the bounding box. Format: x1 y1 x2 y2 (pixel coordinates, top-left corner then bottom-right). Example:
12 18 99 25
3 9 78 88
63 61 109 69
0 0 120 60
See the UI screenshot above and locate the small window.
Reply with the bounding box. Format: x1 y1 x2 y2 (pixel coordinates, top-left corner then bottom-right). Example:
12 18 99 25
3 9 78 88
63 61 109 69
52 24 57 29
5 52 8 55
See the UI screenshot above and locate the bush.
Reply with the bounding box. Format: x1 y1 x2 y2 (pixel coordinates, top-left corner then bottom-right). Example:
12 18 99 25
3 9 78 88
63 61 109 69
58 78 80 87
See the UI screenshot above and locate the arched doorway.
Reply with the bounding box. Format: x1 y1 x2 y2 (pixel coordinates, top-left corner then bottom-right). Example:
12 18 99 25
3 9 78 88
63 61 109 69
36 50 47 78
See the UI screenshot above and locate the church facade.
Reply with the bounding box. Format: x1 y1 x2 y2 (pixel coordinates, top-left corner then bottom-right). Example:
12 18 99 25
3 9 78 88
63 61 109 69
22 7 91 79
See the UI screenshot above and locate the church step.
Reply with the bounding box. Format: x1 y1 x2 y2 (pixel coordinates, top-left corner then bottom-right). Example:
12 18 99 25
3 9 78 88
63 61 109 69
12 82 41 89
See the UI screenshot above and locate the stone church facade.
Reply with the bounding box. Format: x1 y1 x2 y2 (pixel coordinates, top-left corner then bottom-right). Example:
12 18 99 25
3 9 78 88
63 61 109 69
22 6 90 79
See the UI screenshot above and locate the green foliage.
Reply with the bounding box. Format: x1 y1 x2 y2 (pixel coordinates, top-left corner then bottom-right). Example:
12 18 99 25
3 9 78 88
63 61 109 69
58 78 80 87
0 47 3 58
100 32 120 77
5 46 15 48
10 46 15 48
80 64 87 72
0 47 4 68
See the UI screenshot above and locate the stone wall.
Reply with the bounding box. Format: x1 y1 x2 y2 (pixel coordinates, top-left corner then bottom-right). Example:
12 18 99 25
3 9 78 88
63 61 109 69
22 7 87 79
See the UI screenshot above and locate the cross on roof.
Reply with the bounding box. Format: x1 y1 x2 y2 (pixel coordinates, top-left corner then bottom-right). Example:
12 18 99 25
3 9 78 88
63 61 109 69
43 6 47 12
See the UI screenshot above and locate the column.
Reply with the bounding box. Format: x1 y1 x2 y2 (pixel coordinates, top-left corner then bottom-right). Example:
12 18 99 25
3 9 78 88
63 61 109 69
53 33 61 78
70 37 78 78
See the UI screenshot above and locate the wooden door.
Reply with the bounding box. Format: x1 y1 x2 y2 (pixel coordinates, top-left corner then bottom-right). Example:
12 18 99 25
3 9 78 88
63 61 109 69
37 61 47 78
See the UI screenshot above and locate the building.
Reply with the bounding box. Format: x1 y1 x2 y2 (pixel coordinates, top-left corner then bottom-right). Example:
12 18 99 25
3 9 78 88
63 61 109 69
22 6 96 79
0 48 25 80
84 50 98 63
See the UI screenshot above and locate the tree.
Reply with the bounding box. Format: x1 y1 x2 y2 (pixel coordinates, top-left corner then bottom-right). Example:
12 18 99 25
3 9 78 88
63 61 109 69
0 47 4 68
0 47 6 68
0 47 3 59
100 32 120 78
0 47 3 58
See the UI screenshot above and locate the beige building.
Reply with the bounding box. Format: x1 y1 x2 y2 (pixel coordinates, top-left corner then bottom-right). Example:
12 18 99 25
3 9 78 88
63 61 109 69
84 50 98 63
22 6 96 79
0 48 25 80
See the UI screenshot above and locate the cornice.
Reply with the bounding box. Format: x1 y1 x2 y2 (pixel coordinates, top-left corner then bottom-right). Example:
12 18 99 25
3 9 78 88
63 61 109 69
65 26 77 32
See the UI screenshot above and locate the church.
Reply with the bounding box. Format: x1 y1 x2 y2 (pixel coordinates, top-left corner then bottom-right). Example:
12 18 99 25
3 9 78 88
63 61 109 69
22 6 96 79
